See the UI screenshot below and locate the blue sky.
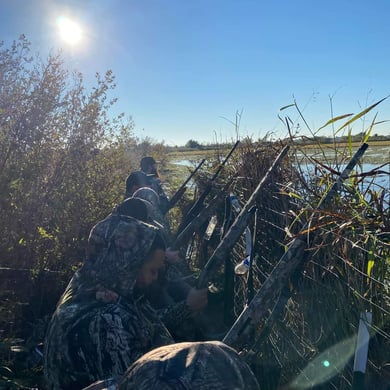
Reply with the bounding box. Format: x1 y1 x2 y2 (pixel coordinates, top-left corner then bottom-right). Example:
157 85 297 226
2 0 390 145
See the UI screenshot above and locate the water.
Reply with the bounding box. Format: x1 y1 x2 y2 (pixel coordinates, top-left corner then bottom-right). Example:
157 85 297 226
294 145 390 165
174 159 193 167
300 162 389 193
174 158 389 191
171 156 389 204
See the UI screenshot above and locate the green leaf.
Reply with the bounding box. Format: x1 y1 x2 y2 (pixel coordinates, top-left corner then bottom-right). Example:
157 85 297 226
37 226 54 239
317 113 354 131
336 96 388 133
288 191 303 200
362 113 378 143
367 260 375 278
279 103 295 111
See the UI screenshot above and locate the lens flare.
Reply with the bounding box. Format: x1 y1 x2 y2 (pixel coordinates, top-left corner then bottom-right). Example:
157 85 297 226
289 335 356 389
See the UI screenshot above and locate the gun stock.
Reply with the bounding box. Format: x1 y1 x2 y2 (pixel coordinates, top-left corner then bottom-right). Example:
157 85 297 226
223 143 369 349
171 179 234 251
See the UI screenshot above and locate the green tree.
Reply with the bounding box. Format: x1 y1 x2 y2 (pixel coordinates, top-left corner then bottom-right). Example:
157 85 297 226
0 36 137 329
185 139 202 149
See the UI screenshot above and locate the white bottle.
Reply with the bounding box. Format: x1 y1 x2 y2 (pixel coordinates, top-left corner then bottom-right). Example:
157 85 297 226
234 255 251 275
230 193 241 213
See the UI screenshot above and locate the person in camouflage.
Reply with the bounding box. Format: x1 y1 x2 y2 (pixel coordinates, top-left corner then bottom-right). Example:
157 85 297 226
44 217 175 390
132 187 173 245
140 156 170 213
131 188 209 341
87 197 207 339
82 341 260 390
123 170 150 199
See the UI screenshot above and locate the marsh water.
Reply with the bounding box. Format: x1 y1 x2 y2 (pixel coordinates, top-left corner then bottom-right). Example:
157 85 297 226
171 146 389 194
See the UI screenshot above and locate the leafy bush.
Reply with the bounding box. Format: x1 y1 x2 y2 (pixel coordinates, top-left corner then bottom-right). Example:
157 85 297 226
0 36 142 337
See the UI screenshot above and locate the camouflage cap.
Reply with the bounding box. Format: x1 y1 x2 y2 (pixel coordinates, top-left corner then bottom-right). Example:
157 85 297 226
118 341 260 389
86 216 159 299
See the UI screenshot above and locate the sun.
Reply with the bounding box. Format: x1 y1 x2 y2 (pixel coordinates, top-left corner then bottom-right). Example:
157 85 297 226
56 16 82 45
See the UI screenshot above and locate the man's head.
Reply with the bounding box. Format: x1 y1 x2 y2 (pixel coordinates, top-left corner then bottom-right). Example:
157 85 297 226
85 217 163 299
140 156 157 175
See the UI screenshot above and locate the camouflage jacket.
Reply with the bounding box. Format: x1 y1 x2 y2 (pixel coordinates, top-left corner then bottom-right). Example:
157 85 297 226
44 217 175 390
147 175 170 214
87 213 192 325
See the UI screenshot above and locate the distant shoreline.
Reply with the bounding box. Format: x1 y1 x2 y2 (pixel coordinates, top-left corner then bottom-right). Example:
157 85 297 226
167 140 390 165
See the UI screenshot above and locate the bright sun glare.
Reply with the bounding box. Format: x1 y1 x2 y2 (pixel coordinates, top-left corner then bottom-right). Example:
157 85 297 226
56 16 82 45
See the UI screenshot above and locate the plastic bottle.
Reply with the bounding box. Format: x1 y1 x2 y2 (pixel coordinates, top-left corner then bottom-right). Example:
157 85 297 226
234 255 251 275
229 193 241 213
204 215 218 240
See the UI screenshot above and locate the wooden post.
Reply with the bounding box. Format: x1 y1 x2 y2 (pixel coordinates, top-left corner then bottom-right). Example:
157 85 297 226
352 311 372 390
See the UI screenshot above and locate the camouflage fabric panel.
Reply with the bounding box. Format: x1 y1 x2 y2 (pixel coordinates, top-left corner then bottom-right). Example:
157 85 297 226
118 341 260 389
82 377 117 390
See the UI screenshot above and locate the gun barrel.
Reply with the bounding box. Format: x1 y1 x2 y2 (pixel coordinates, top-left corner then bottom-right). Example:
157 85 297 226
171 179 234 251
177 140 240 234
167 158 206 211
210 140 240 181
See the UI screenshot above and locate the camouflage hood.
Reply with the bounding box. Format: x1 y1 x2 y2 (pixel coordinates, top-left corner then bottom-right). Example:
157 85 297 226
82 215 159 299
